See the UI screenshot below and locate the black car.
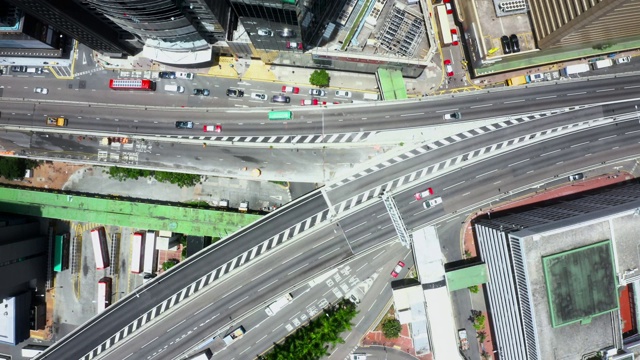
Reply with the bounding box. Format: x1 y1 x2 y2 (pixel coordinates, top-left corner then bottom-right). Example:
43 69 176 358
501 36 511 54
193 88 210 96
159 71 176 79
175 121 194 129
510 34 520 53
226 88 244 97
11 66 27 72
272 95 290 103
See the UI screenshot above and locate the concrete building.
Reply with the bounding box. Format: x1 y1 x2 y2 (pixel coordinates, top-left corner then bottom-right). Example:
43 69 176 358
474 181 640 360
0 292 32 346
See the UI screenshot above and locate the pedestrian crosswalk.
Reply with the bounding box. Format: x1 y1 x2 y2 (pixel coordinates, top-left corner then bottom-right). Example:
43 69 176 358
172 131 377 144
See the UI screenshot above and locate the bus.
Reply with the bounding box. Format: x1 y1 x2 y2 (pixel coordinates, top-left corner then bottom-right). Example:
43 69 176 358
268 110 293 121
97 277 112 314
53 233 69 272
108 79 156 91
143 231 157 274
90 227 110 270
436 6 452 45
130 232 145 274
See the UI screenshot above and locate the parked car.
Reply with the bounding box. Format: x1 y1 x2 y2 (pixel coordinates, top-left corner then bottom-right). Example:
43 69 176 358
335 90 352 98
568 173 585 181
510 34 520 53
391 261 405 278
175 121 194 129
34 87 49 95
451 29 459 45
423 197 443 209
444 59 454 77
286 41 303 50
443 112 461 120
616 56 631 64
11 66 27 72
414 188 434 200
272 95 291 103
277 29 296 38
444 0 453 14
301 99 319 106
281 86 300 94
257 29 273 36
309 89 326 96
251 93 267 100
203 125 222 132
226 88 244 97
193 88 210 96
501 35 511 54
159 71 176 79
176 72 194 80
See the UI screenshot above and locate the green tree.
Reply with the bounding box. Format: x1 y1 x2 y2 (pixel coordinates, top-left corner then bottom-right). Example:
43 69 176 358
0 157 38 180
309 69 330 87
469 285 479 293
162 258 179 271
477 330 487 342
381 318 402 339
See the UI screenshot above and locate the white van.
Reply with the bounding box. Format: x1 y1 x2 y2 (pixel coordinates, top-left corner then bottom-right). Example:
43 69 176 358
363 93 379 101
26 67 43 74
164 84 185 93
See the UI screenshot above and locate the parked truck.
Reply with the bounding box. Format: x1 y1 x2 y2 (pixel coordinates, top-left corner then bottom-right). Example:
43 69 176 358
186 349 213 359
265 293 294 316
458 329 469 350
223 326 245 345
46 117 67 127
560 64 590 77
592 58 613 70
238 201 249 212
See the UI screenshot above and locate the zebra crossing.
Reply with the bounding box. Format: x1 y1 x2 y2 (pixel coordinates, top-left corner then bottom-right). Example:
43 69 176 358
170 131 377 144
80 208 331 360
326 108 576 191
74 67 105 77
330 117 598 215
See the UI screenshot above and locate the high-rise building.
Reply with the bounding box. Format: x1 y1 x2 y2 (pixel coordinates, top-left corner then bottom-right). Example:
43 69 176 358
0 2 67 58
529 0 640 50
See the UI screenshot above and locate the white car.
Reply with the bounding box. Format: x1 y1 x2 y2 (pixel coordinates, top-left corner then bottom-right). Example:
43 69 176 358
616 56 631 64
176 72 194 80
309 89 326 96
335 90 352 98
443 112 461 120
251 93 267 101
423 197 443 209
257 29 273 36
34 87 48 94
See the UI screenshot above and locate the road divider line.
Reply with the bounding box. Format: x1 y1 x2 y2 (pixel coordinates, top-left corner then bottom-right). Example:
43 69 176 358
567 92 586 96
626 130 640 134
508 158 530 167
571 141 589 148
312 237 335 249
319 248 340 259
471 103 492 108
598 135 616 141
287 263 309 276
356 263 368 272
624 85 640 89
194 302 215 315
536 95 557 99
436 108 459 113
504 99 524 104
443 181 465 190
476 169 497 178
344 221 366 233
229 296 248 309
400 113 424 117
541 149 560 156
257 280 278 292
351 233 372 244
141 336 158 349
166 319 186 333
596 88 615 92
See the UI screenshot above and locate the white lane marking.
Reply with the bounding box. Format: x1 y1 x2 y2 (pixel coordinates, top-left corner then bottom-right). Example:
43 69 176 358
598 135 616 141
400 113 424 117
471 103 492 108
166 319 186 333
194 302 215 315
122 353 134 360
476 169 497 178
626 130 640 134
356 263 368 272
567 92 586 96
508 158 530 167
556 161 564 164
571 141 589 148
436 108 459 113
257 280 278 292
287 263 309 275
504 99 524 104
312 237 334 249
493 180 502 185
351 233 372 243
372 251 385 260
526 170 534 174
540 149 560 156
596 88 615 92
462 192 470 196
228 296 248 309
536 95 556 100
624 85 640 89
443 181 465 190
344 221 366 232
319 248 340 259
141 337 158 349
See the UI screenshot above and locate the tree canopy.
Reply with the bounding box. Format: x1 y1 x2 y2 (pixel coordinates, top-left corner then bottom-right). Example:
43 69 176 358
309 69 330 87
0 157 39 180
107 166 200 188
381 318 402 339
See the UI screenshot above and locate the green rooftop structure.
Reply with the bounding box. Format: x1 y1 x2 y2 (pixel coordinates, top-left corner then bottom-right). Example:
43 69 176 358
445 263 489 291
377 68 407 100
542 240 619 328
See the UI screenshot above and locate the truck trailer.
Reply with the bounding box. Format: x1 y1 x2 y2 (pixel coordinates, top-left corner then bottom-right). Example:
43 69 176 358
560 64 590 76
223 326 245 345
265 293 293 316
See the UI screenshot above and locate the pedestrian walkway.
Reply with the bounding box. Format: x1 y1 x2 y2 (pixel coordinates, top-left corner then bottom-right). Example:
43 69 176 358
362 323 430 360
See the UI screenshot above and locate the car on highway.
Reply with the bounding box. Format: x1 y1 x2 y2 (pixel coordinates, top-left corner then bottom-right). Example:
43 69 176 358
301 99 319 106
286 41 303 50
568 173 585 181
309 89 326 96
443 112 461 120
282 86 300 94
193 88 210 96
251 93 267 100
501 35 511 54
444 59 454 77
423 197 443 209
176 72 194 80
335 90 352 98
510 34 520 53
444 0 453 14
11 65 27 72
272 95 291 103
226 88 244 97
203 125 222 133
391 261 405 278
34 87 49 95
350 354 367 360
175 121 194 129
257 29 273 36
414 188 434 200
159 71 176 79
451 29 459 45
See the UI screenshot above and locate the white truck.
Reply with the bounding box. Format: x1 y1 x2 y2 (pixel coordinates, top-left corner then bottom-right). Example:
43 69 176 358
186 349 213 359
592 59 613 70
560 64 590 76
223 326 245 345
265 293 293 316
458 329 469 350
21 345 48 358
422 196 443 209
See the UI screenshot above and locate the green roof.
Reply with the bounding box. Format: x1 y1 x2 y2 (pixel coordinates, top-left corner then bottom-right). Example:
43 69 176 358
446 263 489 291
377 68 407 100
542 240 619 328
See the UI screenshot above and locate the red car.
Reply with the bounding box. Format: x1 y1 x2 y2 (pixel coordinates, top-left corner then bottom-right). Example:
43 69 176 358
282 86 300 94
451 29 459 45
414 187 434 200
444 0 453 14
444 59 454 77
300 99 319 106
286 41 303 50
391 261 405 278
203 125 222 133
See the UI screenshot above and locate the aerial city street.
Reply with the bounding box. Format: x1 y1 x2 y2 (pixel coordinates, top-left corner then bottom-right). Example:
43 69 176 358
1 0 640 360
